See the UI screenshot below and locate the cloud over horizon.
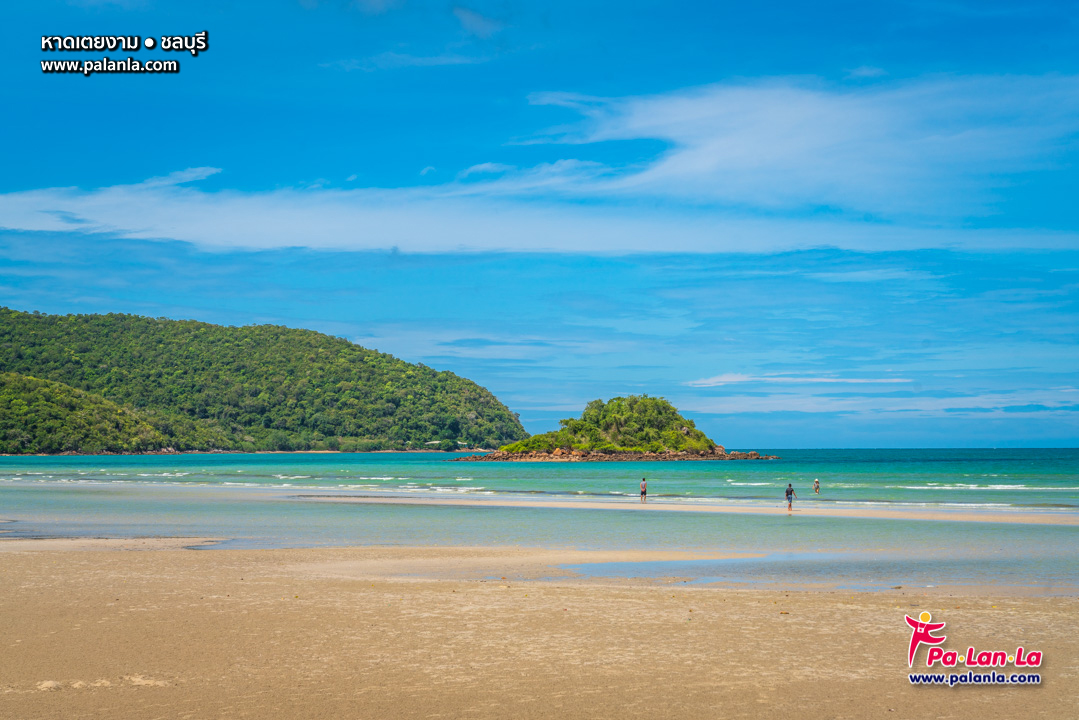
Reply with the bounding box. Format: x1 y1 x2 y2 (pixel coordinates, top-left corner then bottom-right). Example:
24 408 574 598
2 74 1078 255
5 174 1079 254
531 74 1079 217
685 373 912 387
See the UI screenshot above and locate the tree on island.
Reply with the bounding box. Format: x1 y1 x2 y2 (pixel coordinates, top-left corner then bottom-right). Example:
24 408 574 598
500 395 719 455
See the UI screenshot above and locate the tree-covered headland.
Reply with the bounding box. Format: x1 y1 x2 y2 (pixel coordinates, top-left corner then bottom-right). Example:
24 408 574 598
0 307 527 453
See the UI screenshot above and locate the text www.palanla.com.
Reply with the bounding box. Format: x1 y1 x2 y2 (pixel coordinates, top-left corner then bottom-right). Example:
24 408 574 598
909 672 1041 687
41 57 179 76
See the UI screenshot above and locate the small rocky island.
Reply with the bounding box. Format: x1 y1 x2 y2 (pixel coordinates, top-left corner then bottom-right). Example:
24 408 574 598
454 395 778 462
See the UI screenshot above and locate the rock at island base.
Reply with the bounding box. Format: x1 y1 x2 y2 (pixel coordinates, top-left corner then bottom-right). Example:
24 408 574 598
453 447 779 462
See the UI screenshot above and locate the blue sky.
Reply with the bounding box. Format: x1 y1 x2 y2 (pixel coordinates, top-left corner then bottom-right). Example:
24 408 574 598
3 1 1078 447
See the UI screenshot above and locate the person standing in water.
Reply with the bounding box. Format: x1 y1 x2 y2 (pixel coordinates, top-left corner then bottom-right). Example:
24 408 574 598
640 477 647 503
813 478 820 495
785 483 797 511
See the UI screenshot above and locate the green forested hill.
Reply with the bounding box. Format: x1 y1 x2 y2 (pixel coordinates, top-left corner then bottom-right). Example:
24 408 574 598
0 307 527 452
0 372 166 454
0 372 233 454
500 395 717 454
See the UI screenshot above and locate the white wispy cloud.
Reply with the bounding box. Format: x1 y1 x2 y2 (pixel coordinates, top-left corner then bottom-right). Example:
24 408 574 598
323 51 486 72
140 167 222 187
3 74 1079 254
458 162 515 179
351 0 403 14
352 326 635 361
805 268 944 283
452 159 608 194
2 174 1078 253
675 389 1079 418
845 65 887 79
530 74 1079 217
453 7 504 38
685 373 912 387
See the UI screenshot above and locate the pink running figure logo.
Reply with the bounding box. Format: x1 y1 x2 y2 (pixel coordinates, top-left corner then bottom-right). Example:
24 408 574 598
905 611 946 667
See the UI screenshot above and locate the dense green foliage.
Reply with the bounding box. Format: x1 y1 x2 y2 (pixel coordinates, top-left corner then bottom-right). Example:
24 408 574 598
500 395 717 454
0 372 164 454
0 372 232 454
0 307 527 452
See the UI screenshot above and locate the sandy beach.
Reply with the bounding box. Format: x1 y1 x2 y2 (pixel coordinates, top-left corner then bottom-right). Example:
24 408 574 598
1 540 1076 720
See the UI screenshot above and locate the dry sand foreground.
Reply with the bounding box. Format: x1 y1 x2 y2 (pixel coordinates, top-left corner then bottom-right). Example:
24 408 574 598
1 541 1076 720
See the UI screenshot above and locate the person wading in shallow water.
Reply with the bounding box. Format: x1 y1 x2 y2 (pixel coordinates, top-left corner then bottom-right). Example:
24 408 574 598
640 478 647 504
785 483 797 512
813 478 820 495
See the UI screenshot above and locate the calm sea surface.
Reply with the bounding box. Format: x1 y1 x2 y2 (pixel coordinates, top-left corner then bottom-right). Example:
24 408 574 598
2 449 1077 591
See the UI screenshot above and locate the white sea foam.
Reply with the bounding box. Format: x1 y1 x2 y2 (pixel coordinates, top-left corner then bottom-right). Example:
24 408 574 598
888 483 1030 490
831 500 1015 509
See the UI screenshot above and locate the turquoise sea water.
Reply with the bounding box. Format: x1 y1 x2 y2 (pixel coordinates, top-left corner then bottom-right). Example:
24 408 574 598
1 450 1077 591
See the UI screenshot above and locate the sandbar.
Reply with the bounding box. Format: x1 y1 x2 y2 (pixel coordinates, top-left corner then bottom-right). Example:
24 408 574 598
295 494 1079 525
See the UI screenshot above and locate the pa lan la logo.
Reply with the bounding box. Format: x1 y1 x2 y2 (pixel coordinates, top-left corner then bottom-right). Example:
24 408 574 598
904 611 1042 669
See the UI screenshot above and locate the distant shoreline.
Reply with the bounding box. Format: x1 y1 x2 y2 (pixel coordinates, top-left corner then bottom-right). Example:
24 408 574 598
0 449 496 458
4 447 1072 459
0 448 778 460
